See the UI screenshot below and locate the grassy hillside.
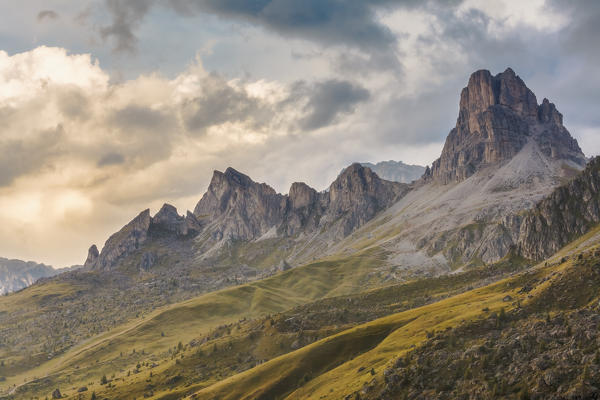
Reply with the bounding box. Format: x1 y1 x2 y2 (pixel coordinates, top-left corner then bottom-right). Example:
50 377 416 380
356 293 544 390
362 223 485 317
190 226 600 400
2 247 391 398
5 228 600 400
3 244 529 399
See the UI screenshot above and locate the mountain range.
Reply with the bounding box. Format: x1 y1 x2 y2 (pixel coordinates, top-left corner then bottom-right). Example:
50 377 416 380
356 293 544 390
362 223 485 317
358 161 425 183
2 68 600 400
0 258 69 295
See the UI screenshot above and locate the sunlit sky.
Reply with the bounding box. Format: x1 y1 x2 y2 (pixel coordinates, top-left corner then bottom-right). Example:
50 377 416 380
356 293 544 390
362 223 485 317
1 0 599 267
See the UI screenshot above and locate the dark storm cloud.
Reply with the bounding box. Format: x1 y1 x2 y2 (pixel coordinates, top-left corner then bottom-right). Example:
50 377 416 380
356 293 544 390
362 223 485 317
292 79 370 131
0 126 64 187
56 88 91 120
37 10 59 22
548 0 600 63
109 105 173 131
100 0 155 53
168 0 397 51
106 105 176 165
181 75 266 133
97 152 125 167
98 0 463 67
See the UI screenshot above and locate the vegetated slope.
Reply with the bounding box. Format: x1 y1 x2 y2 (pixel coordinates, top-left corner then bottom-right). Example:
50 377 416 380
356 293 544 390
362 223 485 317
1 248 392 397
192 225 600 400
30 255 526 400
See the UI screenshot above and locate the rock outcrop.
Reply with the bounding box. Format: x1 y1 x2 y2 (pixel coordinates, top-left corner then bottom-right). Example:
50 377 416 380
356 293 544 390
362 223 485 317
284 182 324 235
87 209 151 270
324 163 409 236
192 164 409 243
193 168 288 241
425 68 585 184
84 245 99 267
506 157 600 260
152 204 202 236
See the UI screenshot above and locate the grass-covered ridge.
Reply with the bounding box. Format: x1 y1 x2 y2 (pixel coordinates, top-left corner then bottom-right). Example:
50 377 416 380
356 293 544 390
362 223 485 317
191 226 600 400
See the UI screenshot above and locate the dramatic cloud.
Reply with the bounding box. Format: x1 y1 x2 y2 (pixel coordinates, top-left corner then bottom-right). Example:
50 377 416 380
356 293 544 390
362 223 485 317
0 46 373 266
1 0 600 267
294 79 370 130
100 0 155 52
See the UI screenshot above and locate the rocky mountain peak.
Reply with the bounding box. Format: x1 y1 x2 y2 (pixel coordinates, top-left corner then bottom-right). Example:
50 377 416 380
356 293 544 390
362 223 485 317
288 182 317 210
87 209 151 270
330 163 381 202
326 163 409 236
153 203 182 223
193 168 285 240
84 244 99 268
460 68 538 131
151 203 201 236
426 68 585 184
538 98 563 125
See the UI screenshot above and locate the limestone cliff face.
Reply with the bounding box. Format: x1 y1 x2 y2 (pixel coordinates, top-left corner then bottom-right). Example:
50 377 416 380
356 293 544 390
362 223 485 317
84 245 99 267
284 182 324 236
325 163 409 237
87 209 151 270
193 168 287 240
192 164 409 242
152 204 202 236
506 157 600 261
85 164 409 270
425 68 585 184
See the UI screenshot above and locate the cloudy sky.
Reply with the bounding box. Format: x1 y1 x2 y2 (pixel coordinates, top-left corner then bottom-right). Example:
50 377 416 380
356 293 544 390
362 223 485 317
0 0 599 267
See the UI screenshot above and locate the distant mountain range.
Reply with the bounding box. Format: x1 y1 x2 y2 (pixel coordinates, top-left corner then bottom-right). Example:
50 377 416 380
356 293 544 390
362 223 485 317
0 258 56 294
360 160 425 183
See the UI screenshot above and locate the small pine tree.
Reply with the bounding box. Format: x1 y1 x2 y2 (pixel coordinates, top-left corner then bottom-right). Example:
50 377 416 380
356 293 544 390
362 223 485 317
91 392 97 400
100 374 108 385
491 383 498 396
518 386 530 400
499 307 507 321
582 365 590 382
370 368 375 376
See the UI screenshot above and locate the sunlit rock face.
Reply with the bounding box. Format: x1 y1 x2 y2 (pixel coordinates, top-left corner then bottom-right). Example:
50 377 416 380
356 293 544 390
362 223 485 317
425 68 585 184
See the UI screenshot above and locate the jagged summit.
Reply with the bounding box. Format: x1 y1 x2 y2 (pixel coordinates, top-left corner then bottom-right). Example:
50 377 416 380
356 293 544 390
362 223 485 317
85 163 409 270
424 68 585 184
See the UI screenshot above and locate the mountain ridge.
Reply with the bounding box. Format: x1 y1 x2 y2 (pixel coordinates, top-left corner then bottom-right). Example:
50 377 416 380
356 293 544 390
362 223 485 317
86 163 409 271
359 160 425 183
